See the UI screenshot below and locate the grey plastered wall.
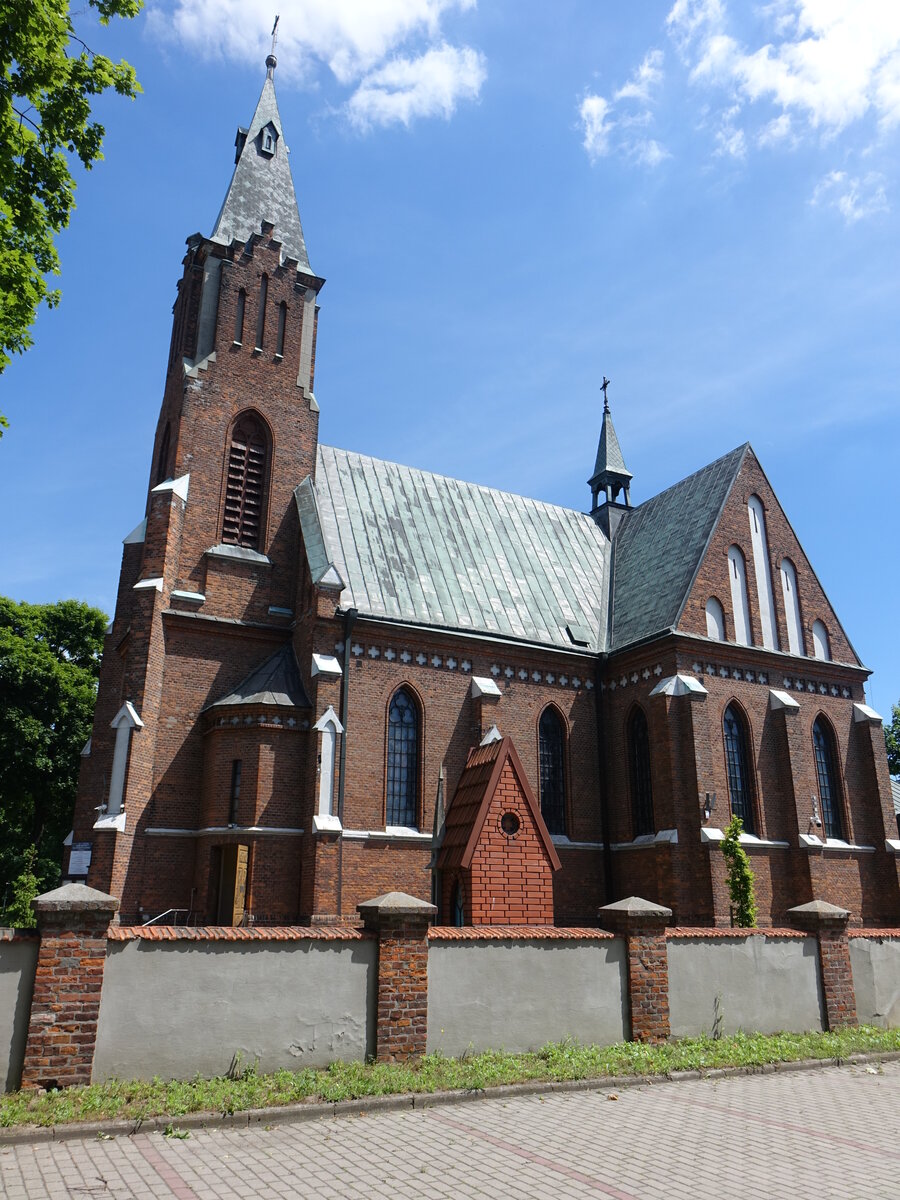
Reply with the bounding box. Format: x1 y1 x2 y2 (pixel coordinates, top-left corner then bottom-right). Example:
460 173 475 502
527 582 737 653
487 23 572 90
0 935 38 1092
850 937 900 1028
92 938 376 1082
427 939 627 1056
668 935 824 1037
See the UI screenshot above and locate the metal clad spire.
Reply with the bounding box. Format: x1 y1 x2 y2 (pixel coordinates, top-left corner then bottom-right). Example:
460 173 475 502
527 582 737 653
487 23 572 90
588 377 633 511
211 48 312 271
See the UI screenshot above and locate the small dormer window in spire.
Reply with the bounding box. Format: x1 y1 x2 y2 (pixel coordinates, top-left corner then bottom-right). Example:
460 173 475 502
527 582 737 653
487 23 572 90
259 121 278 157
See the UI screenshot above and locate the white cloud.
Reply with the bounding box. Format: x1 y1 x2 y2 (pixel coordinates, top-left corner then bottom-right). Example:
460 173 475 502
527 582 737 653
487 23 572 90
757 112 793 147
579 50 668 167
811 170 889 223
345 44 486 129
715 124 746 159
147 0 485 128
633 139 671 167
668 0 900 136
615 50 665 103
580 94 613 160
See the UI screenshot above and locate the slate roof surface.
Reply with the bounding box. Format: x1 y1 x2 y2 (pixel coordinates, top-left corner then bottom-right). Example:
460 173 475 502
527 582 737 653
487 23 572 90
609 444 747 650
305 445 611 653
205 645 310 710
211 72 312 271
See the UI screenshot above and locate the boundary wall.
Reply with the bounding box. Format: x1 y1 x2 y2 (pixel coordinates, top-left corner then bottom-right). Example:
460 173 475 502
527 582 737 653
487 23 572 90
3 889 900 1090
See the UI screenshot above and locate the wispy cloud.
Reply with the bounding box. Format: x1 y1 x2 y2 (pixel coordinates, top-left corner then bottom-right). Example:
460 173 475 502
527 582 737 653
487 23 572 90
147 0 486 129
579 50 669 167
811 170 889 224
345 44 486 129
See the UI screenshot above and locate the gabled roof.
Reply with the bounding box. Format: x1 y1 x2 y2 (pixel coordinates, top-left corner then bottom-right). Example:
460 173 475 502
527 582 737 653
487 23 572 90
204 645 310 710
211 69 312 271
299 445 610 653
609 444 747 650
436 736 561 872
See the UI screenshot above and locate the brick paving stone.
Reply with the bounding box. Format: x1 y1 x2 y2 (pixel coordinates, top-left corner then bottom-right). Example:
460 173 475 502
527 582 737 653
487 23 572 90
3 1063 900 1198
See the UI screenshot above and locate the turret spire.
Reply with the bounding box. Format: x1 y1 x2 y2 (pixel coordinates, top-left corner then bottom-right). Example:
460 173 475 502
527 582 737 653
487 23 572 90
210 51 312 272
588 378 633 513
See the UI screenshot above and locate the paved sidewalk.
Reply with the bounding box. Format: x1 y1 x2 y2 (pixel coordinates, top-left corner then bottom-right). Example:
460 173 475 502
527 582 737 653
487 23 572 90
2 1061 899 1199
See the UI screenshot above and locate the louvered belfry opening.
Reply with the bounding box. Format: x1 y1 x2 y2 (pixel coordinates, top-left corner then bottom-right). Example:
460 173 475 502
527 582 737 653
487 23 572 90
223 412 267 549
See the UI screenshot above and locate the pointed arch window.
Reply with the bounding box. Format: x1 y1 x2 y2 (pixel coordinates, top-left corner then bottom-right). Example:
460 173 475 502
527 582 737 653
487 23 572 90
723 704 756 834
812 619 831 662
813 718 844 840
276 301 287 358
538 707 567 836
628 708 654 837
386 688 419 828
222 412 267 550
727 546 752 646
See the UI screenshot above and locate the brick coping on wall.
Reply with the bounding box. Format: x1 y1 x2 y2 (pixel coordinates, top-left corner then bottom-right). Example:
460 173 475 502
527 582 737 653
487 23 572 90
428 926 616 940
667 927 807 940
847 929 900 940
109 925 374 942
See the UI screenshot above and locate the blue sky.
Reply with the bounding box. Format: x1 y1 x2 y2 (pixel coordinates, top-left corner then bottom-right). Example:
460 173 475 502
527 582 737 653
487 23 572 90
2 0 899 717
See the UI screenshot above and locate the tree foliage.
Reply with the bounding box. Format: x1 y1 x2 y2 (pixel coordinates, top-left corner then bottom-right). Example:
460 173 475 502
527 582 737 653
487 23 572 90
721 813 758 928
0 597 107 910
885 703 900 777
0 0 142 406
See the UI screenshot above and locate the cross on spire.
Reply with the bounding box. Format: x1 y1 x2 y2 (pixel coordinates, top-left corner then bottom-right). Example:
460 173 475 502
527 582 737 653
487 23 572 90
266 15 279 77
601 376 611 414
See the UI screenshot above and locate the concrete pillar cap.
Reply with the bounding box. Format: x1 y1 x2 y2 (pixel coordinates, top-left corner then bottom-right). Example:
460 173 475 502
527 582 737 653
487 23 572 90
32 883 120 915
357 892 437 919
787 899 850 921
599 896 673 920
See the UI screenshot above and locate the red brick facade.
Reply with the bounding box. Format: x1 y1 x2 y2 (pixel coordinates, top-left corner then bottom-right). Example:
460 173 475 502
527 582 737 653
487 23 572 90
67 69 900 935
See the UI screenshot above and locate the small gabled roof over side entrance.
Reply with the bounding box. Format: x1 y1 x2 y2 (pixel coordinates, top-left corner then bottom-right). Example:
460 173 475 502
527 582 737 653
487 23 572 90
437 736 561 872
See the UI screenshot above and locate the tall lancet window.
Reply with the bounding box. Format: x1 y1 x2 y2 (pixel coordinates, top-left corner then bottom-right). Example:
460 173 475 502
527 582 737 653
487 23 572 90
723 704 756 834
386 688 419 828
234 289 246 345
255 274 268 350
222 412 267 550
628 708 654 837
276 301 287 358
727 546 752 646
813 718 844 840
779 559 805 656
748 496 778 650
538 707 567 836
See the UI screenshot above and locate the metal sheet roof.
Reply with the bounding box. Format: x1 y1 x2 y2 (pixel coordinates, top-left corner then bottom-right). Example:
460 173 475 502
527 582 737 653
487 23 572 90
301 447 611 653
205 645 310 710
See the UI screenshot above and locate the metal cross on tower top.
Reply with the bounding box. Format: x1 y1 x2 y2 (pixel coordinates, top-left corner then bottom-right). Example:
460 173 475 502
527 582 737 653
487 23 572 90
601 376 611 413
271 15 280 55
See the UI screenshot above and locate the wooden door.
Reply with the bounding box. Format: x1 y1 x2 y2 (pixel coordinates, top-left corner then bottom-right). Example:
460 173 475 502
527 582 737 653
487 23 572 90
216 843 250 925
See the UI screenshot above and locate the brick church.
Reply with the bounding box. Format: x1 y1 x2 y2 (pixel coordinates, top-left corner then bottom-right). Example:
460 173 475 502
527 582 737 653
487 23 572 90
69 57 900 930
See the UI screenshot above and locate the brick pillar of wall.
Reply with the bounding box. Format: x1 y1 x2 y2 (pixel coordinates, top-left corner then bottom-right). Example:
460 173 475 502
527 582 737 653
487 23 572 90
358 891 437 1062
788 900 857 1030
599 895 672 1043
20 883 119 1090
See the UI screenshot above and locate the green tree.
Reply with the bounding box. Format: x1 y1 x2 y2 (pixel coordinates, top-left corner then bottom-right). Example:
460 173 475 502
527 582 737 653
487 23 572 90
0 597 107 908
0 0 142 416
720 813 758 928
1 844 40 927
885 703 900 777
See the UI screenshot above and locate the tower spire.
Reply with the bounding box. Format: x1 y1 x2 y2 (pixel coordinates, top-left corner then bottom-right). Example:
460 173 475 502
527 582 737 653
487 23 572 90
588 377 633 515
210 47 313 273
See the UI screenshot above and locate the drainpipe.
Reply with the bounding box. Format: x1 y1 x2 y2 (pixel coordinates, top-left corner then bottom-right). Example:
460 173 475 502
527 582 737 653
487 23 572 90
594 656 615 905
335 608 357 917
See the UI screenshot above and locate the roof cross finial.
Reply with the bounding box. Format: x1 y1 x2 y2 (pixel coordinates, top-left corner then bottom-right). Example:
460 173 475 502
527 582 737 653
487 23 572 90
601 376 611 414
266 15 279 77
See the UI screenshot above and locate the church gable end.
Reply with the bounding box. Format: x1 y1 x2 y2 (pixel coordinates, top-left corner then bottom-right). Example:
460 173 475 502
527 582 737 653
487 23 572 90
678 448 860 666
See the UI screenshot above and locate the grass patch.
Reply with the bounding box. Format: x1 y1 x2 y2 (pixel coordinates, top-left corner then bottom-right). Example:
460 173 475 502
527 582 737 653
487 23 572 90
2 1026 898 1129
